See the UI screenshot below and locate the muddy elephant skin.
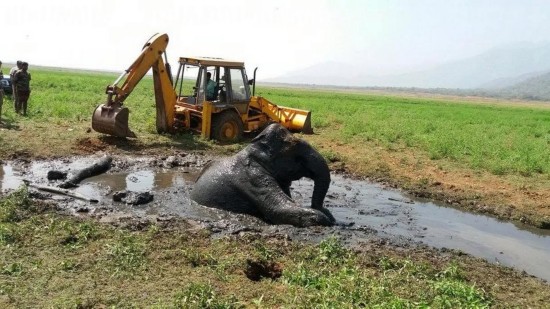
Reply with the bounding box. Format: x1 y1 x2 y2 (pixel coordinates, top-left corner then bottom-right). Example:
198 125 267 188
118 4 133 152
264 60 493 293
191 123 335 227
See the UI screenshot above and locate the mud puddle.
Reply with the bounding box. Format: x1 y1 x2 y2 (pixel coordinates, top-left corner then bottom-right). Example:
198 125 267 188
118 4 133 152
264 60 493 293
1 155 550 282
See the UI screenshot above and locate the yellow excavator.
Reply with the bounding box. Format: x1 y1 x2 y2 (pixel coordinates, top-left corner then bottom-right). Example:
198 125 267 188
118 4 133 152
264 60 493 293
92 33 312 142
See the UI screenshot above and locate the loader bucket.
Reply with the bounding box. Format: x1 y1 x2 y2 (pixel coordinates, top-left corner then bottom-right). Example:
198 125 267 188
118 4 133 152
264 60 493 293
251 97 314 134
276 106 313 134
296 110 313 134
91 104 136 138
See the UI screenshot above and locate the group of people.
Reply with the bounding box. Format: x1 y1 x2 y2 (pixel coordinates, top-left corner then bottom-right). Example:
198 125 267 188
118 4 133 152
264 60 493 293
0 60 32 121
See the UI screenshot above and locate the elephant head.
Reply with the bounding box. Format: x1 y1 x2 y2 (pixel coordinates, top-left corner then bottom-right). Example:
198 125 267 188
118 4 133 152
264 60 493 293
247 123 331 210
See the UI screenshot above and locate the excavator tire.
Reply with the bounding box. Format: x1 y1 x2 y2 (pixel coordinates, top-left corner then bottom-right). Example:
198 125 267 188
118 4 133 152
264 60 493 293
211 111 243 143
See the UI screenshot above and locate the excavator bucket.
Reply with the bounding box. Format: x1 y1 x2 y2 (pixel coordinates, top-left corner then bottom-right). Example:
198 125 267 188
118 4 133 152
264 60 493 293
91 104 136 138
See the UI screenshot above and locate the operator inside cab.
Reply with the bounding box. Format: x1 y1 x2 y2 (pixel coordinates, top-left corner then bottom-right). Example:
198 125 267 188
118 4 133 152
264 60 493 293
206 72 217 101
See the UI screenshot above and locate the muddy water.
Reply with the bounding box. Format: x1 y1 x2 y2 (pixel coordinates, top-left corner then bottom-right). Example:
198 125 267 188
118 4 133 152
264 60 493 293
293 177 550 282
1 158 550 281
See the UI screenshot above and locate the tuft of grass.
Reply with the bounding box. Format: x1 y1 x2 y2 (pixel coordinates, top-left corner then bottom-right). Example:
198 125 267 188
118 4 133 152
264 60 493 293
252 241 281 263
105 232 147 276
432 280 491 308
0 224 18 245
182 248 218 268
319 149 343 163
57 221 101 249
282 237 493 308
0 187 31 223
165 283 242 309
1 262 24 277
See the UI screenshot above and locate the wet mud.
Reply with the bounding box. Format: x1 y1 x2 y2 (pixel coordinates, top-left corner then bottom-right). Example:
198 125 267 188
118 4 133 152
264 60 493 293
1 154 550 282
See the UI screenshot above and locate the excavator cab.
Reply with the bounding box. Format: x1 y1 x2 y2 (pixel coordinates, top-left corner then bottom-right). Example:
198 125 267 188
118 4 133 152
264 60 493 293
174 58 250 105
173 56 312 142
173 58 253 141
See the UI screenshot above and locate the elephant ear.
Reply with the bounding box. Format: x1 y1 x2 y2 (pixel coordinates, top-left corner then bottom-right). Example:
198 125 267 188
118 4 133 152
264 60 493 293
249 123 294 163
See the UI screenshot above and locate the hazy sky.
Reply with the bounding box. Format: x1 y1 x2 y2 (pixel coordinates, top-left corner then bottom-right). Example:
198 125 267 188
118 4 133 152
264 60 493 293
3 0 550 78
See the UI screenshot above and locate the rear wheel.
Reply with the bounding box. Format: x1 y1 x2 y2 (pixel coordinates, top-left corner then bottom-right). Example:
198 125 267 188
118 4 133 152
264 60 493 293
211 111 243 143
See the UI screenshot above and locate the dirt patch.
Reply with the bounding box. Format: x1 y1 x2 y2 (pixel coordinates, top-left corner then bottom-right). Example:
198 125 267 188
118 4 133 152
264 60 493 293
244 259 283 281
7 150 34 161
73 137 109 153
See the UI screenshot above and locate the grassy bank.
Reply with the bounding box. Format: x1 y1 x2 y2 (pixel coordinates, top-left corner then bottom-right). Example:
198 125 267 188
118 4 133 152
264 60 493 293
1 188 549 307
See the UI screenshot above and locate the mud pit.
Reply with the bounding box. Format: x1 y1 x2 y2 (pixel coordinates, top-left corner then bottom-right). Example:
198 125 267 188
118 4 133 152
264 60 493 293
2 154 550 282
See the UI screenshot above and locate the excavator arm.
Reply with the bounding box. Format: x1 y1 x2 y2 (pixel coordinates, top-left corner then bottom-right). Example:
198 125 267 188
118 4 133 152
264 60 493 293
92 33 176 137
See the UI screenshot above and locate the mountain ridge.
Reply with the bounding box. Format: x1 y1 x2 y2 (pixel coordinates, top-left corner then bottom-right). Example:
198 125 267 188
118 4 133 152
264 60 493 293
265 42 550 89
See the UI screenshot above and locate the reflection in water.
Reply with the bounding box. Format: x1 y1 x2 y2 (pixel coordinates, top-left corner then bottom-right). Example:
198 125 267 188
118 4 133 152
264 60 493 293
74 169 198 200
126 170 154 192
0 165 3 192
0 164 24 192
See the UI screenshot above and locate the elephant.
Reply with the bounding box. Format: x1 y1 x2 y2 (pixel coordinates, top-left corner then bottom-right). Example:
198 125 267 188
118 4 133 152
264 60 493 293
191 123 335 227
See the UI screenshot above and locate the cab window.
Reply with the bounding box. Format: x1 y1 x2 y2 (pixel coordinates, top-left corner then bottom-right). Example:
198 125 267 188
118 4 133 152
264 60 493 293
229 68 249 101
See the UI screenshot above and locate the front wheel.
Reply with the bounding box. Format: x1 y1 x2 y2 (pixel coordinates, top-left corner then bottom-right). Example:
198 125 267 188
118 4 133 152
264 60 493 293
211 111 244 143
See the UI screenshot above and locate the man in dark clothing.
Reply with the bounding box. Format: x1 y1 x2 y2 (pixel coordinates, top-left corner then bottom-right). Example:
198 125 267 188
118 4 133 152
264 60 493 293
13 62 31 116
10 61 22 113
0 60 4 121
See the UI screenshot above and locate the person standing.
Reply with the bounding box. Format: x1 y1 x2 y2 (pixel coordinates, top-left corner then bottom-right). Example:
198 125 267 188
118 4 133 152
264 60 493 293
10 61 22 113
13 62 31 116
206 72 217 101
0 61 3 122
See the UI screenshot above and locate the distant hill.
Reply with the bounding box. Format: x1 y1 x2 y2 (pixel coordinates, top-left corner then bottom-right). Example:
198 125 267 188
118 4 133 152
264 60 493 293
266 42 550 89
478 71 547 89
263 61 379 87
497 71 550 100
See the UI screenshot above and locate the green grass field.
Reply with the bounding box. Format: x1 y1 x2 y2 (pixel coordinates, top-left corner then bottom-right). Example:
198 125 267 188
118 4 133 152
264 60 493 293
259 88 550 177
3 68 548 178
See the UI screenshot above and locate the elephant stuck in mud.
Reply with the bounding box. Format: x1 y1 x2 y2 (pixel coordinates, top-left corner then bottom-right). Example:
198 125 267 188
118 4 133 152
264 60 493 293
191 123 335 227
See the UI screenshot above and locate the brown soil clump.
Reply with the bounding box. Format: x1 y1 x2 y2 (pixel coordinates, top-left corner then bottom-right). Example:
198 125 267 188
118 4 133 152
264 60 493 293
73 137 109 153
244 259 283 281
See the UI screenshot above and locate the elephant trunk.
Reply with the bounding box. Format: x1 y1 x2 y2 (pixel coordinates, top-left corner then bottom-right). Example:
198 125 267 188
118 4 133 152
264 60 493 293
302 143 331 209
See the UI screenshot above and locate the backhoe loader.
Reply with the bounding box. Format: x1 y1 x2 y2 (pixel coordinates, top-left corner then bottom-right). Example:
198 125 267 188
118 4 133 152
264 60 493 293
92 33 312 142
